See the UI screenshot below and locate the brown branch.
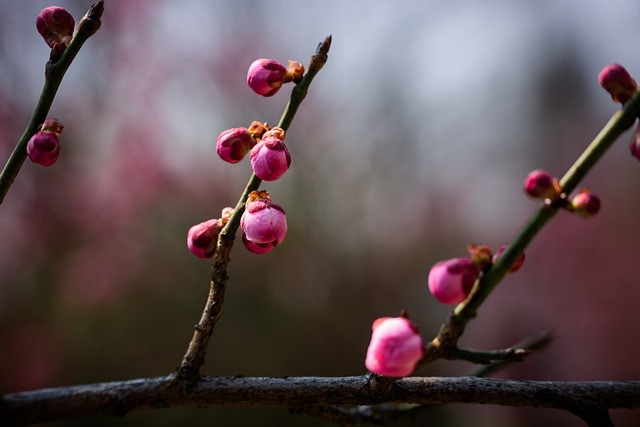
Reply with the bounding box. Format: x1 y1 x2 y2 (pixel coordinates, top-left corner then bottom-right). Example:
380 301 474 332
174 36 332 382
2 375 639 426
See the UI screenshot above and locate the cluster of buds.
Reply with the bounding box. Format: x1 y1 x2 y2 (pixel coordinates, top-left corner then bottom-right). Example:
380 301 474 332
216 123 291 182
246 58 304 97
186 207 234 259
27 118 63 166
364 315 424 378
36 6 75 57
523 170 600 219
428 243 525 305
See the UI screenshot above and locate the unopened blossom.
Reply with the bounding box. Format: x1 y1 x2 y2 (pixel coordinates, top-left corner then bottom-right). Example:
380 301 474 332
250 129 291 181
216 127 255 164
598 64 638 104
523 169 560 199
26 118 64 166
570 189 601 219
492 244 526 273
365 317 424 378
242 233 277 255
187 219 222 259
428 258 479 305
240 191 287 249
247 59 288 97
36 6 75 52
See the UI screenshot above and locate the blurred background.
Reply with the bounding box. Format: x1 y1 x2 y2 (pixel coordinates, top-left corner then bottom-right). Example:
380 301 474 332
1 0 640 426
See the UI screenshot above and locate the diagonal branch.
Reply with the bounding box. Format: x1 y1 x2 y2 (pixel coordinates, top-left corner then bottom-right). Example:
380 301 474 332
0 0 104 205
2 375 639 426
174 36 332 382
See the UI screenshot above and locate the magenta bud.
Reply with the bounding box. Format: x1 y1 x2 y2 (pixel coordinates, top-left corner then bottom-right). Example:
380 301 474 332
240 191 287 248
36 6 75 52
187 219 222 259
216 127 255 164
247 59 287 97
250 133 291 181
598 64 638 104
570 189 601 219
365 316 424 378
630 124 640 161
27 132 60 166
242 233 277 255
492 244 525 273
523 169 560 199
428 258 480 305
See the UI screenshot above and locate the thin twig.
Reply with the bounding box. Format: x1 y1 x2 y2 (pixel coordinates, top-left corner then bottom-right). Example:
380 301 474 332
174 36 332 382
2 375 639 425
0 0 104 205
424 91 640 362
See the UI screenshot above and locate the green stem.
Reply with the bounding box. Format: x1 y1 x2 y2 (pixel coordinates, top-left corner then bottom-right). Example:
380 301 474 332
0 0 103 206
428 90 640 358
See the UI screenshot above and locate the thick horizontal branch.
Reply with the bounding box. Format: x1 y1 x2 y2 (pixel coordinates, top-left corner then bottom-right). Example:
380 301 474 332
2 375 639 425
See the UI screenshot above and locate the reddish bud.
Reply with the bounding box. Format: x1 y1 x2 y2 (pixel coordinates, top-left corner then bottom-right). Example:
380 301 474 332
570 189 601 219
428 258 479 305
365 317 424 378
598 64 638 104
492 244 525 273
36 7 75 52
242 233 277 255
240 191 287 249
187 219 222 259
216 127 255 164
250 131 291 181
523 169 560 199
247 59 287 97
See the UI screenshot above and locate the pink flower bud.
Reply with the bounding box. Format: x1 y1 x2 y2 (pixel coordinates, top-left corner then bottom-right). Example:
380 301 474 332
250 133 291 182
630 124 640 161
240 191 287 247
523 169 560 199
598 64 638 104
27 132 60 166
216 127 255 164
428 258 479 305
570 189 601 219
365 317 424 378
187 219 222 259
242 233 277 255
36 6 75 52
492 244 525 273
247 59 287 97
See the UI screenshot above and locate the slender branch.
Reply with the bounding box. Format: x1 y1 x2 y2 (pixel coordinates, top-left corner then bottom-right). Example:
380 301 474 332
425 91 640 361
174 36 332 381
0 0 104 205
2 375 639 426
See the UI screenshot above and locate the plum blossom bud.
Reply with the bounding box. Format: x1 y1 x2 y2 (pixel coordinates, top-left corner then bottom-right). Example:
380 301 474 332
492 244 525 273
523 169 560 199
570 189 601 219
598 64 638 104
250 129 291 181
27 118 64 166
242 233 277 255
428 258 480 305
630 124 640 161
365 316 424 378
216 127 255 164
36 7 75 52
247 59 287 97
241 191 287 250
187 219 222 259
